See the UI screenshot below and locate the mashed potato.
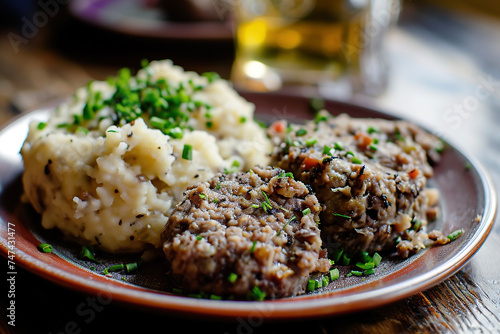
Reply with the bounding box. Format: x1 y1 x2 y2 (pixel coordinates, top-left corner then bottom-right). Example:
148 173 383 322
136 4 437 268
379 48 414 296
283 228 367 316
21 60 271 253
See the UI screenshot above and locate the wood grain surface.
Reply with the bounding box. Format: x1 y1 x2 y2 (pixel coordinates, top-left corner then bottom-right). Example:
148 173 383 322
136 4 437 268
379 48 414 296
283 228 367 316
0 3 499 333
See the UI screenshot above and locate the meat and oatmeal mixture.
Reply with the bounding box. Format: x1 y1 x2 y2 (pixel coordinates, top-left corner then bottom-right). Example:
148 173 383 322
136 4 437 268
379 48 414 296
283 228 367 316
21 60 458 300
162 166 330 299
267 112 448 259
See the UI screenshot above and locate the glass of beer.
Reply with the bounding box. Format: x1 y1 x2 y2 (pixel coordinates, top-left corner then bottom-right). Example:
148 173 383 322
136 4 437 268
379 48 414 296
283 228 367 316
230 0 400 97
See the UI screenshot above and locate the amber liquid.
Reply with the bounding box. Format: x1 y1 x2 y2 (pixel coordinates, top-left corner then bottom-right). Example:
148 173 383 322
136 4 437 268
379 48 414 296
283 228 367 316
231 0 368 92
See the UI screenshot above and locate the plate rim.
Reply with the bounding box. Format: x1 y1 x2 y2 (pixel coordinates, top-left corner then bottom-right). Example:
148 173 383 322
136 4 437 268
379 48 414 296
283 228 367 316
0 94 497 320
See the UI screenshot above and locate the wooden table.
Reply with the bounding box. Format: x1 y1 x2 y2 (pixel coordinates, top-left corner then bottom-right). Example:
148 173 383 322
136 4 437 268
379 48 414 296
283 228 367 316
1 3 499 333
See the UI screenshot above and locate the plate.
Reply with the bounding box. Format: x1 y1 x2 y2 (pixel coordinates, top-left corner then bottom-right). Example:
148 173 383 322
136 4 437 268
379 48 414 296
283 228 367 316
68 0 234 41
0 92 496 320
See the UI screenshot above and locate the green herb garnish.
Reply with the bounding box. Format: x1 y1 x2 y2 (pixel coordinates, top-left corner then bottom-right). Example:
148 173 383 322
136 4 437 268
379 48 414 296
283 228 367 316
333 213 351 219
79 246 101 263
277 216 296 236
125 261 141 273
305 138 317 147
447 229 464 241
108 264 124 272
182 144 193 160
248 286 266 301
37 243 53 253
228 272 238 283
329 268 340 281
296 128 307 136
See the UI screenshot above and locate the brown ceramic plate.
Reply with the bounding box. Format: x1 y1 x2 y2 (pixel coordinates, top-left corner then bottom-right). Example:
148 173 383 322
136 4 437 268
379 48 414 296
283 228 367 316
0 92 496 320
68 0 233 41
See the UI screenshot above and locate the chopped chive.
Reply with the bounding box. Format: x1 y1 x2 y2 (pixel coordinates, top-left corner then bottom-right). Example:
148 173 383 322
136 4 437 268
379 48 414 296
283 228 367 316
302 208 311 215
364 269 375 275
206 121 213 128
108 264 124 272
261 201 272 212
76 126 89 135
331 248 344 263
150 116 167 129
349 270 363 276
322 276 330 287
447 229 464 241
307 279 316 292
315 114 328 124
250 240 257 253
367 126 379 134
261 190 273 210
89 266 96 271
277 216 296 236
251 204 260 209
373 252 382 267
182 144 193 160
106 129 118 133
342 253 351 266
334 141 344 151
202 71 220 83
57 123 69 129
125 261 140 273
305 138 317 147
240 116 247 123
196 235 202 241
394 236 401 245
79 246 101 263
369 144 378 151
38 243 53 253
359 251 372 264
345 150 355 157
228 272 238 283
333 213 351 219
37 122 47 130
322 145 332 155
279 206 290 213
410 219 422 231
249 286 266 301
168 127 183 139
356 262 375 270
210 294 222 300
395 133 405 142
278 172 294 179
215 183 221 190
102 268 109 275
198 193 206 199
329 268 340 281
351 157 362 164
296 128 307 136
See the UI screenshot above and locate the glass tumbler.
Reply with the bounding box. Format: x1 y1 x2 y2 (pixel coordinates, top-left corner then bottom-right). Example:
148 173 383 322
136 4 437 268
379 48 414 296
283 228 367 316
230 0 400 97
